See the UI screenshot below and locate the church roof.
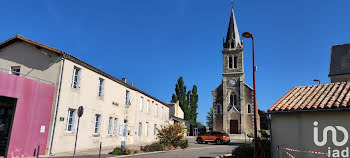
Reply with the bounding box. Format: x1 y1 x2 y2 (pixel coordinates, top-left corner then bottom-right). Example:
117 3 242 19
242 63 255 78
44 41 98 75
224 8 241 49
268 82 350 112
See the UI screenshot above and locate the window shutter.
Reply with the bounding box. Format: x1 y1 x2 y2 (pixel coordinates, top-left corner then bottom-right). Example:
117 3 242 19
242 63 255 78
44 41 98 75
77 69 82 89
101 80 105 97
71 68 76 88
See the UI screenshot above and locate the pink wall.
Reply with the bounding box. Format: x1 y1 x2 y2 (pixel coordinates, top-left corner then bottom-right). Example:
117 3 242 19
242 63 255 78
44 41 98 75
0 71 54 158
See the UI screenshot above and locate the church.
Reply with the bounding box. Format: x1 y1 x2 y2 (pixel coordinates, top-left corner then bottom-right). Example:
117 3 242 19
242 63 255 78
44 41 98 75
212 8 260 135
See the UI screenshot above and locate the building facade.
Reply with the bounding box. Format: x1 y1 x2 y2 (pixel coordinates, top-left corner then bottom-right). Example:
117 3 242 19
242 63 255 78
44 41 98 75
329 43 350 82
212 9 260 135
0 35 170 156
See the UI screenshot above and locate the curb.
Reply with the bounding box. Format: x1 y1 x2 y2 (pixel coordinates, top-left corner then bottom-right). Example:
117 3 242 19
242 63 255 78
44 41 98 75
216 153 232 158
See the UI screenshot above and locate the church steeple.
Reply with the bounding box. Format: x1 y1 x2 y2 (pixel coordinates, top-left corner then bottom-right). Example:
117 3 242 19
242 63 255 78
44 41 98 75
223 8 241 49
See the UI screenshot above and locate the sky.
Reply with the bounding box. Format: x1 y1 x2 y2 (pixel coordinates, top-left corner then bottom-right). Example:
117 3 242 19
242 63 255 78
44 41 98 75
1 0 350 124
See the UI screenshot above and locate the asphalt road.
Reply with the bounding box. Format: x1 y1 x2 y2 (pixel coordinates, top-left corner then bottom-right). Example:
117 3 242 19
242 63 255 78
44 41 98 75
46 138 241 158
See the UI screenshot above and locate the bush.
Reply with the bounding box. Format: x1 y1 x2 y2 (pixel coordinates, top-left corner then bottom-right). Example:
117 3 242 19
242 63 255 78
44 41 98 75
179 139 189 149
232 130 270 158
157 123 186 147
142 142 165 152
109 147 128 155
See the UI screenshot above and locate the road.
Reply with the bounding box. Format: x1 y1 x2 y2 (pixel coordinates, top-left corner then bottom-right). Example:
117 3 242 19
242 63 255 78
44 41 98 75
46 138 241 158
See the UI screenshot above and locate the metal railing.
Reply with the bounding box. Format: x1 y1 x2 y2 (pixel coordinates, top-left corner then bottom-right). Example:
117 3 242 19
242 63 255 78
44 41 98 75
0 68 54 85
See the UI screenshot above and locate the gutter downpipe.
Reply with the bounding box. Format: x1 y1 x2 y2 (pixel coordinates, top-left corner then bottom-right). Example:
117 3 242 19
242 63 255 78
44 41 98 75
49 54 66 155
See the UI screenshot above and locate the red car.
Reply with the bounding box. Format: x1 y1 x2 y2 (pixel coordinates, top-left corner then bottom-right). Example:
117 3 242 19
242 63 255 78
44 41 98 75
196 131 230 144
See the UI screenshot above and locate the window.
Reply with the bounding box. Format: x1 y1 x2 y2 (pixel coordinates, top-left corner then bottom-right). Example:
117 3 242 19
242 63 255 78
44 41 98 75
230 94 234 106
119 125 123 136
98 78 105 98
228 56 233 69
155 104 158 116
139 97 143 112
113 118 118 136
108 117 113 135
146 100 150 114
125 90 130 106
129 126 134 136
66 109 76 132
11 66 20 76
145 122 149 136
247 104 253 114
94 114 101 134
154 124 157 139
161 106 163 119
71 66 82 89
234 56 238 68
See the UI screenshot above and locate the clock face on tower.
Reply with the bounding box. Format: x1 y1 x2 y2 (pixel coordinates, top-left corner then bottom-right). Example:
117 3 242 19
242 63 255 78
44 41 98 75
229 79 236 86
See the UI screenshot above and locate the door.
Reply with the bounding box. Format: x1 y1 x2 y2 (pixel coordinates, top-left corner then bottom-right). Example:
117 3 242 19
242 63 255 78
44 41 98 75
230 120 239 134
0 96 17 157
138 123 142 143
122 120 128 144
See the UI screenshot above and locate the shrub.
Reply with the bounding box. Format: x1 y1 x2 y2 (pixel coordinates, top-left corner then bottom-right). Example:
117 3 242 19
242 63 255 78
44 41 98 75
109 147 128 155
157 123 186 147
232 144 254 158
142 142 165 152
232 130 270 158
179 139 189 149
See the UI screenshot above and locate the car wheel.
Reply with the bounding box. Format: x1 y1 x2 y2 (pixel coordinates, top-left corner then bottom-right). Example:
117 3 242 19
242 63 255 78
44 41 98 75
215 138 222 145
197 138 203 144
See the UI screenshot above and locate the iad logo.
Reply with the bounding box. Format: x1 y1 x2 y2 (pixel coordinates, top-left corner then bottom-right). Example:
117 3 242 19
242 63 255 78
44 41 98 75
313 121 348 146
313 121 349 157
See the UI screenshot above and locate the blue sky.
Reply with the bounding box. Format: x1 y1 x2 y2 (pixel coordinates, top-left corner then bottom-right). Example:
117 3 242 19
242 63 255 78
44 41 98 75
1 0 350 124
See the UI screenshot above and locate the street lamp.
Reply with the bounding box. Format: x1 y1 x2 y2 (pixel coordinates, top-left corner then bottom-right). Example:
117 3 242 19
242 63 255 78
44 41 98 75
313 79 320 85
242 32 258 158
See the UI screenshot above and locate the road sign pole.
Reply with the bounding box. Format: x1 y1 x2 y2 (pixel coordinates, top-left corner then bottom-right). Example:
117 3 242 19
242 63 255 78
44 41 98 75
73 106 84 158
73 117 80 158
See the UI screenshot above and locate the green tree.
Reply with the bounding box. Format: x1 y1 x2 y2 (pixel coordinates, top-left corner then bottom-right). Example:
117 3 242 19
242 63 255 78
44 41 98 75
189 85 198 124
206 107 213 129
171 77 190 120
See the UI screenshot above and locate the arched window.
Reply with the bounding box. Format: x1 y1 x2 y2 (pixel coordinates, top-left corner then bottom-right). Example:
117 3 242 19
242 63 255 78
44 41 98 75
234 56 238 68
229 56 233 69
247 104 252 114
230 94 234 106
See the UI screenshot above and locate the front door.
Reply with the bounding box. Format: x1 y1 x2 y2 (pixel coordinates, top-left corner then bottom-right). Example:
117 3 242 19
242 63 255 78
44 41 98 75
230 120 239 134
0 96 17 157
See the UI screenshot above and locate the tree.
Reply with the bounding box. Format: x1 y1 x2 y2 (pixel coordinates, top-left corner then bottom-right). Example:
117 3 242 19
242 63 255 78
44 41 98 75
171 77 190 120
189 85 198 124
206 107 213 129
157 123 186 147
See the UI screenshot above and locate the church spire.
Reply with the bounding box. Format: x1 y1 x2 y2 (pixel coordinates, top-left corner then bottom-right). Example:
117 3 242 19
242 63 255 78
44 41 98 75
223 8 241 49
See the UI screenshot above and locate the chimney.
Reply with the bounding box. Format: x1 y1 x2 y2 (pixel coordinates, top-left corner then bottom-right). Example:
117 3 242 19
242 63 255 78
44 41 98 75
122 78 127 83
131 81 133 87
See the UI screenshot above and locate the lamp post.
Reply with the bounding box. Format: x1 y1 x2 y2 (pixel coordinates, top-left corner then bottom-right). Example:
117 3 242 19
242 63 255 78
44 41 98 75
313 79 320 85
242 32 258 158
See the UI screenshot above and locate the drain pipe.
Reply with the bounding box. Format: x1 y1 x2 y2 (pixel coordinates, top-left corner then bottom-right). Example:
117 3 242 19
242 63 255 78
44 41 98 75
49 55 66 155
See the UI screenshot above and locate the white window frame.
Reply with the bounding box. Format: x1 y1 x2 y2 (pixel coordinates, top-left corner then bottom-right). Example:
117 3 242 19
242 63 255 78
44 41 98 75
65 109 76 133
129 126 134 136
139 97 143 112
155 104 158 116
146 100 150 114
113 118 118 136
94 114 101 135
10 66 21 76
108 117 113 135
119 125 123 136
98 78 105 98
71 66 82 89
125 90 130 106
145 122 149 136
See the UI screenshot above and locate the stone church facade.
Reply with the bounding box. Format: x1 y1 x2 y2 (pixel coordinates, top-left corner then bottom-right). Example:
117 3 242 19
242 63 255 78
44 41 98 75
212 8 260 135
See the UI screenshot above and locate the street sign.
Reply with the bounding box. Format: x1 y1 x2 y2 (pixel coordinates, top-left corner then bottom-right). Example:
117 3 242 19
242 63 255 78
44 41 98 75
78 106 84 117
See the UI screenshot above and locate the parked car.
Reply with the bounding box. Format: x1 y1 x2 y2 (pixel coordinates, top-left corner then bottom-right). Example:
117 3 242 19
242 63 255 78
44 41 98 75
196 131 230 144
